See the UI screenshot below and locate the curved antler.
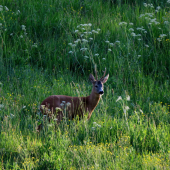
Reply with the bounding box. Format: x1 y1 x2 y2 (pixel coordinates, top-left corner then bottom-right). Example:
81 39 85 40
95 65 98 80
100 68 106 81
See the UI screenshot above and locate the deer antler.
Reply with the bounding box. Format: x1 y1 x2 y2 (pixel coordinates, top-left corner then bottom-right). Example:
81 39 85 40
95 65 98 80
100 68 106 80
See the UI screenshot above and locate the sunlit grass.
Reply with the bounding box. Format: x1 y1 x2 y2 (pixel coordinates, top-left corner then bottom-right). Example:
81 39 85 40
0 0 170 169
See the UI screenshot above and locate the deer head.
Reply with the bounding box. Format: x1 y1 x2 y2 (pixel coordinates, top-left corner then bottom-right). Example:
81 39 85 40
89 68 109 95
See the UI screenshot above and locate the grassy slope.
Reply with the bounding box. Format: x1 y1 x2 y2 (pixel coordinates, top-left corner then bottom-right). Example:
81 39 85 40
0 0 170 169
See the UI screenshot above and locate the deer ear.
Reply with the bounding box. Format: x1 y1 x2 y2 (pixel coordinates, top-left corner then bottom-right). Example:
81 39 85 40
100 74 109 84
89 74 96 83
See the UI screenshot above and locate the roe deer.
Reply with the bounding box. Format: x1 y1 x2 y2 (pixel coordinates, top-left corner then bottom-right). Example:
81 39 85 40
38 68 109 130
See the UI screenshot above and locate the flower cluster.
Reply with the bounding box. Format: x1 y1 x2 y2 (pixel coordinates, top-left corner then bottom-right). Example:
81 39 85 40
68 23 101 63
91 122 102 130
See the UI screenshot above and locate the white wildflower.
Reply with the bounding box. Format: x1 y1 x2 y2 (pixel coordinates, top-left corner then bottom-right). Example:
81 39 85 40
164 21 169 24
129 28 134 31
92 30 99 34
75 30 79 33
150 18 156 22
83 24 88 27
115 40 120 43
66 102 71 107
146 13 154 17
62 101 66 104
119 22 127 26
138 38 142 41
88 23 92 26
82 39 88 42
41 105 45 110
84 56 89 59
68 51 73 54
71 44 76 47
21 25 26 31
139 14 145 18
167 0 170 3
80 48 87 51
137 27 142 30
102 58 106 60
116 96 122 102
124 106 130 111
0 6 3 12
157 38 161 42
131 32 136 36
0 104 4 110
160 34 167 38
129 23 134 25
68 43 72 46
89 38 93 40
23 106 26 109
109 43 114 46
94 53 99 56
10 33 13 36
143 3 147 7
138 55 141 57
139 109 143 113
10 113 15 117
97 28 101 31
145 44 149 47
108 48 112 52
105 41 110 43
74 40 79 43
5 6 9 11
156 6 161 10
97 124 101 128
126 95 130 101
91 127 95 130
155 21 160 25
60 103 64 107
32 43 37 48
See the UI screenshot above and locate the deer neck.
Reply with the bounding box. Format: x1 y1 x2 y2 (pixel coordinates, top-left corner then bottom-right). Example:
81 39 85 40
86 89 101 113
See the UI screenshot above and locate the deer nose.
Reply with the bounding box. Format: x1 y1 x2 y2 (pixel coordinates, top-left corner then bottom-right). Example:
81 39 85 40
99 91 104 95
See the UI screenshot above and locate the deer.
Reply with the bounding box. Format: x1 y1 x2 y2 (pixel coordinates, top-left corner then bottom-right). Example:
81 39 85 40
38 68 109 131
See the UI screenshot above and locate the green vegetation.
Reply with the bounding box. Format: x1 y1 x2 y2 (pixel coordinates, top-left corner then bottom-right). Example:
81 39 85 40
0 0 170 169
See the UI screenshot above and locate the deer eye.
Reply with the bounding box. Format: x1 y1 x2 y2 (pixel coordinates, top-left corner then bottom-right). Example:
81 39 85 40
95 85 98 88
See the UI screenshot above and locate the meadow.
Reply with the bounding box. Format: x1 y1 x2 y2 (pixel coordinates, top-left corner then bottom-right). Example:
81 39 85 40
0 0 170 169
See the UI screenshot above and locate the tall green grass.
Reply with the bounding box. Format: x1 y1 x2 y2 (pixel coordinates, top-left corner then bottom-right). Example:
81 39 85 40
0 0 170 169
